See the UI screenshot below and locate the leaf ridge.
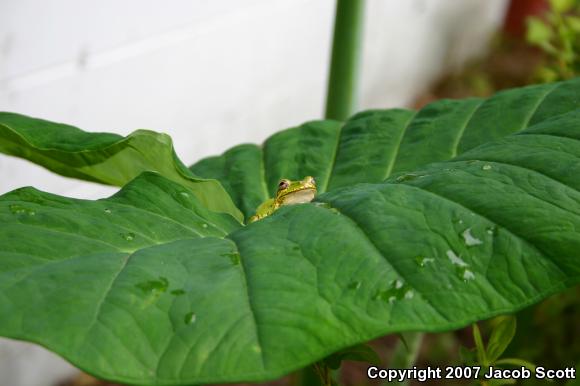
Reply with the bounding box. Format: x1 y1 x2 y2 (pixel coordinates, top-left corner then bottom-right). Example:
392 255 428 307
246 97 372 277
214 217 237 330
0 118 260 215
322 121 344 193
523 82 560 129
228 242 266 370
383 112 418 179
79 251 145 362
450 100 485 158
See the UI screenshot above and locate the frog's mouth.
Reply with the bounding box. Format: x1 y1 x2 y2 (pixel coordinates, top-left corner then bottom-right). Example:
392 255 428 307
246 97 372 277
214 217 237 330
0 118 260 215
279 188 316 205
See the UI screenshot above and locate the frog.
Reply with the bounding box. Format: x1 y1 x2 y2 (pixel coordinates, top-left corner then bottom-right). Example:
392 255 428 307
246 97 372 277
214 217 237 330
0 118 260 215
249 176 317 223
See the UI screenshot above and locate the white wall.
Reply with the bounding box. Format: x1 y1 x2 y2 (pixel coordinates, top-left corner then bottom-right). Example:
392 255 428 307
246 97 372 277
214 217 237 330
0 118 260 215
0 1 508 385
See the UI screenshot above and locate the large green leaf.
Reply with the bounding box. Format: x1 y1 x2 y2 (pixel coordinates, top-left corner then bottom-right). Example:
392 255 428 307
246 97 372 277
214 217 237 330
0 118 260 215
1 79 580 384
1 107 580 384
0 113 243 222
191 78 580 221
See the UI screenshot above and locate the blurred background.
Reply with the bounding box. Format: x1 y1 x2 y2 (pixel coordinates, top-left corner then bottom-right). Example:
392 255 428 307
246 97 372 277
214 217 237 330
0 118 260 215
1 0 578 385
0 0 508 199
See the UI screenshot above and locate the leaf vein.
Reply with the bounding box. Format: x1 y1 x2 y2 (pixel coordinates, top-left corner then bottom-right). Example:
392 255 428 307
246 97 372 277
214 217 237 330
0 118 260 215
384 112 418 179
330 207 451 323
450 100 485 158
322 121 344 193
522 82 560 129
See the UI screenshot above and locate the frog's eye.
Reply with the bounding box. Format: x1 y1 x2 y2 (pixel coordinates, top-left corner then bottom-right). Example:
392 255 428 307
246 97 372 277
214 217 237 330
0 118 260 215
278 180 290 190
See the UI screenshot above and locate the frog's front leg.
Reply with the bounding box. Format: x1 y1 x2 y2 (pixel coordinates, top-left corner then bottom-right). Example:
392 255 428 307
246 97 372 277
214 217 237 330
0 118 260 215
249 198 277 223
248 214 262 223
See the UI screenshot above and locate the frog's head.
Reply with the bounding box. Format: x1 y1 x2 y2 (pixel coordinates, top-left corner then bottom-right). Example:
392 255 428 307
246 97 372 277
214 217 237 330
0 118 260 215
275 176 317 205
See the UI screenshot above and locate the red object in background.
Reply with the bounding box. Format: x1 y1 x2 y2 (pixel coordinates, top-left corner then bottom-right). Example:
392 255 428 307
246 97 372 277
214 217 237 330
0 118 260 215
503 0 549 38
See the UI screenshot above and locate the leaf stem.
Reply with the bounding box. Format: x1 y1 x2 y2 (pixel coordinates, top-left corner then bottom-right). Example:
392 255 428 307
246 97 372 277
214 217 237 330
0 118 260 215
313 362 336 386
324 0 366 121
384 332 424 386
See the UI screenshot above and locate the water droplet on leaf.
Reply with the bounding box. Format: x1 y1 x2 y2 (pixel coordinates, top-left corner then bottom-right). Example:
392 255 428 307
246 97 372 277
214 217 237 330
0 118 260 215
482 164 492 171
462 228 483 246
374 279 413 303
9 204 35 216
396 173 417 182
222 252 240 265
135 276 169 293
447 250 468 267
184 312 197 325
348 281 361 290
462 269 475 281
447 250 476 282
415 256 435 267
121 232 135 241
104 208 112 214
330 208 341 215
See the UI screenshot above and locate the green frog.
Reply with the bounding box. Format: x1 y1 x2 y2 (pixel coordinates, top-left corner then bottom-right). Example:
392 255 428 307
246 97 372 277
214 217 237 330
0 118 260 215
249 176 317 223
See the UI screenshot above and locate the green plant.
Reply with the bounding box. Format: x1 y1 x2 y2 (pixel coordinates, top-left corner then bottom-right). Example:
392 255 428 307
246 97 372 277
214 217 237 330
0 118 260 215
1 78 580 385
460 316 536 386
526 0 580 81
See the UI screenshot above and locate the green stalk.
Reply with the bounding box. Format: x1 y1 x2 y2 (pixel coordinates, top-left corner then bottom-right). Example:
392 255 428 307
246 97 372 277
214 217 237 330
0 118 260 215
384 333 424 386
325 0 366 121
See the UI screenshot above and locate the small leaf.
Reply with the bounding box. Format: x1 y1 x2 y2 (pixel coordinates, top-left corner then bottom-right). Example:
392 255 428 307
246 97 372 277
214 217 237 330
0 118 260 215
0 113 243 222
323 343 381 369
472 323 488 366
487 315 517 363
549 0 576 13
396 333 409 352
566 16 580 32
526 17 554 46
537 66 561 83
